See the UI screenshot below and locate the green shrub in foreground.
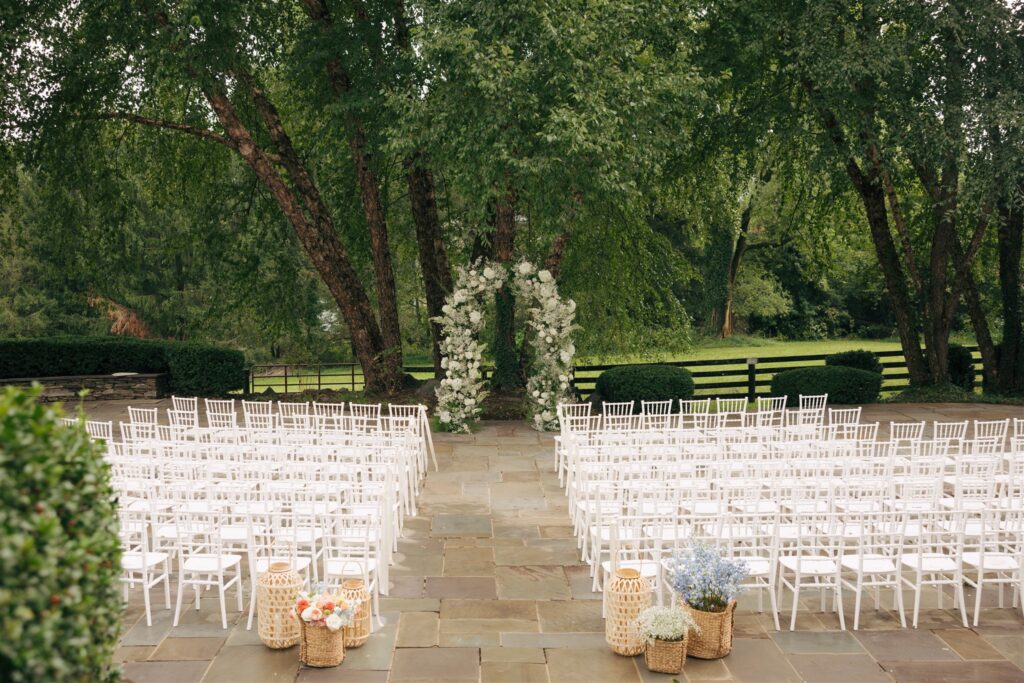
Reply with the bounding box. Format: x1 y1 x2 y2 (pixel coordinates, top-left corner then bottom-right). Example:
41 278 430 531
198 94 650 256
825 349 884 376
0 386 121 682
595 364 695 410
771 365 882 405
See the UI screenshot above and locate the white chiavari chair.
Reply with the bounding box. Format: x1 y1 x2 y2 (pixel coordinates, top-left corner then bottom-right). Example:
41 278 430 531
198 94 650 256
899 509 968 628
640 400 674 430
778 510 845 631
128 406 159 425
171 509 244 629
715 397 748 429
86 419 114 441
962 507 1023 625
837 510 907 630
278 401 311 430
322 510 384 629
118 507 171 626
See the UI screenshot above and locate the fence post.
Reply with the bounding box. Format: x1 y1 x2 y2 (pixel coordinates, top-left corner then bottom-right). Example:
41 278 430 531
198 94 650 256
317 364 322 392
350 363 355 391
747 358 757 402
284 365 289 394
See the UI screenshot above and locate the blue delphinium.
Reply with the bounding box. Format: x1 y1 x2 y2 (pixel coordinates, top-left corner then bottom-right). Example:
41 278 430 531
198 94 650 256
668 542 748 613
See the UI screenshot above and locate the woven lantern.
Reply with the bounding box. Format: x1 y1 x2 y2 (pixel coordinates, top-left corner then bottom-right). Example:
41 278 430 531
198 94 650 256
257 562 302 649
605 568 652 656
339 579 371 648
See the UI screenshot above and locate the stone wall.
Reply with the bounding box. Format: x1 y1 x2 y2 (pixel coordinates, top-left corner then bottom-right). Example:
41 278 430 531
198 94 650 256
2 373 169 402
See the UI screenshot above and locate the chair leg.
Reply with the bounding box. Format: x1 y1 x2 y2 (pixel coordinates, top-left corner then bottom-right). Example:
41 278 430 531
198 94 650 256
769 582 781 631
894 579 907 628
973 575 984 627
217 577 228 630
163 567 172 609
853 577 862 631
912 584 922 629
956 583 969 628
142 573 153 627
173 576 185 627
789 575 800 631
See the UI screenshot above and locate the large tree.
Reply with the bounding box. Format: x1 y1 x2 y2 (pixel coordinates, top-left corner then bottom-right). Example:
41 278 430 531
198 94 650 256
694 0 1024 387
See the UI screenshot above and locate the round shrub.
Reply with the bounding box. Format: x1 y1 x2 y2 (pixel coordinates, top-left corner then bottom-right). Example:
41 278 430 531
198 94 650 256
770 366 882 405
595 364 694 410
825 349 884 376
947 343 975 392
0 386 121 681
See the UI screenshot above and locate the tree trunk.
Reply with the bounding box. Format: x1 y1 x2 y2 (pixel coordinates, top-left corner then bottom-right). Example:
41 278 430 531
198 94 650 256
406 155 452 377
201 87 397 391
721 192 755 339
491 191 522 390
997 187 1024 394
350 126 404 378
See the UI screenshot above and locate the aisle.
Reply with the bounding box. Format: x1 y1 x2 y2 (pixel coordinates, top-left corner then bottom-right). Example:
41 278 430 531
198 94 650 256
379 422 646 683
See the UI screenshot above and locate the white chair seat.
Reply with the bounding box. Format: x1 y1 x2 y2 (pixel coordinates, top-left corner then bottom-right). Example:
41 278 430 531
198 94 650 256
962 552 1019 571
122 552 169 570
183 554 242 572
779 556 837 574
900 553 957 573
840 554 897 573
256 556 312 574
325 558 378 576
734 557 771 576
601 560 659 578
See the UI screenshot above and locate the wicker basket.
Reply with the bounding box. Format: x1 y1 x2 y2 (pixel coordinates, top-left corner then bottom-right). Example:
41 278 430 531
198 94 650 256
680 600 736 659
605 568 652 656
644 634 688 674
298 618 345 667
339 579 371 648
256 562 302 649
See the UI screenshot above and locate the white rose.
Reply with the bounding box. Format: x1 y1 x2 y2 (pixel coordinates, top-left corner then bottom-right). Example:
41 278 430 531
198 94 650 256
538 269 553 282
300 606 316 621
325 613 344 631
518 262 533 275
483 266 495 279
469 310 481 323
544 298 557 310
453 291 467 304
559 350 571 364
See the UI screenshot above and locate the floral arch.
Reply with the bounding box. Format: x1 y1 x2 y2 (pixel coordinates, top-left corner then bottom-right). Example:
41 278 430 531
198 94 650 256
434 260 577 433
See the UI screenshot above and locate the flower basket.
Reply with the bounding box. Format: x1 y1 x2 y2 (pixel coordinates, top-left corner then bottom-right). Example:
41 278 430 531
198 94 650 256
298 618 345 667
605 568 652 656
680 600 736 659
257 561 302 649
644 634 688 674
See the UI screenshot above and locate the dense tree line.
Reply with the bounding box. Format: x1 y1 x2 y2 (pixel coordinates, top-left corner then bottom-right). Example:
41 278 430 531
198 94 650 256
1 1 1021 394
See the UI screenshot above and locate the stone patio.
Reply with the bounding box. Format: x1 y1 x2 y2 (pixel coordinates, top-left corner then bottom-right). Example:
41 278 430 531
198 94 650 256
87 400 1024 683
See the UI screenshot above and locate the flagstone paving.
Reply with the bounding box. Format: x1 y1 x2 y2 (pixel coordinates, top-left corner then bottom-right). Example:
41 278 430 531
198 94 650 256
88 401 1024 682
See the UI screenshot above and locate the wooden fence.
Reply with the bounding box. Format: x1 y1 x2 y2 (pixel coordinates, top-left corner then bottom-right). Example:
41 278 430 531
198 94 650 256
249 346 983 400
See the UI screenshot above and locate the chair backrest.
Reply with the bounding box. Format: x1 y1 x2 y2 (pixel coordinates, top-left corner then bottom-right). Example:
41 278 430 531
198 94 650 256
678 398 711 414
828 407 861 426
798 394 828 412
205 398 236 417
350 403 382 419
558 403 593 419
715 397 747 428
128 406 158 425
167 409 197 429
85 420 114 440
973 419 1008 442
602 401 634 417
171 395 198 413
314 401 346 417
933 420 968 443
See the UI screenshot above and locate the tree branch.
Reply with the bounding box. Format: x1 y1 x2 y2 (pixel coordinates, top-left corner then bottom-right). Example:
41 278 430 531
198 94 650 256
99 111 238 151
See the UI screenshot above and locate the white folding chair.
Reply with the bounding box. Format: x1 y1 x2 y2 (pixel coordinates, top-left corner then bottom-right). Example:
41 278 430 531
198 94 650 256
128 406 158 425
118 507 171 627
171 510 244 629
962 508 1023 625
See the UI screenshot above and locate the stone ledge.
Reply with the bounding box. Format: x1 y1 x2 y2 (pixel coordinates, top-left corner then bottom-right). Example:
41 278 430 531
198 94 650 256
1 373 169 402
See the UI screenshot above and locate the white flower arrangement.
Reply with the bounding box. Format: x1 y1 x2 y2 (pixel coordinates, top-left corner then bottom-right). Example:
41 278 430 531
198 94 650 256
635 606 698 642
433 259 577 433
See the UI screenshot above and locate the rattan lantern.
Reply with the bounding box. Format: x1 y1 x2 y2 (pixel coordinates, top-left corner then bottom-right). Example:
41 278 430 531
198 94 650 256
257 562 302 649
339 579 371 648
605 568 652 656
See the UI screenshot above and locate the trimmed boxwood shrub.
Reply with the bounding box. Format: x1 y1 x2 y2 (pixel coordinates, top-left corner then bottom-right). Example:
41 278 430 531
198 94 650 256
165 343 248 396
595 364 695 410
948 343 975 392
771 366 883 405
0 337 246 396
0 387 121 681
825 349 884 376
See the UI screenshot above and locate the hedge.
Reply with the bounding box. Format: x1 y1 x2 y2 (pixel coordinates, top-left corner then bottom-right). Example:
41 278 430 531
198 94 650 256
948 343 975 392
825 349 884 376
771 365 882 405
0 387 121 681
595 364 695 410
0 337 246 396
